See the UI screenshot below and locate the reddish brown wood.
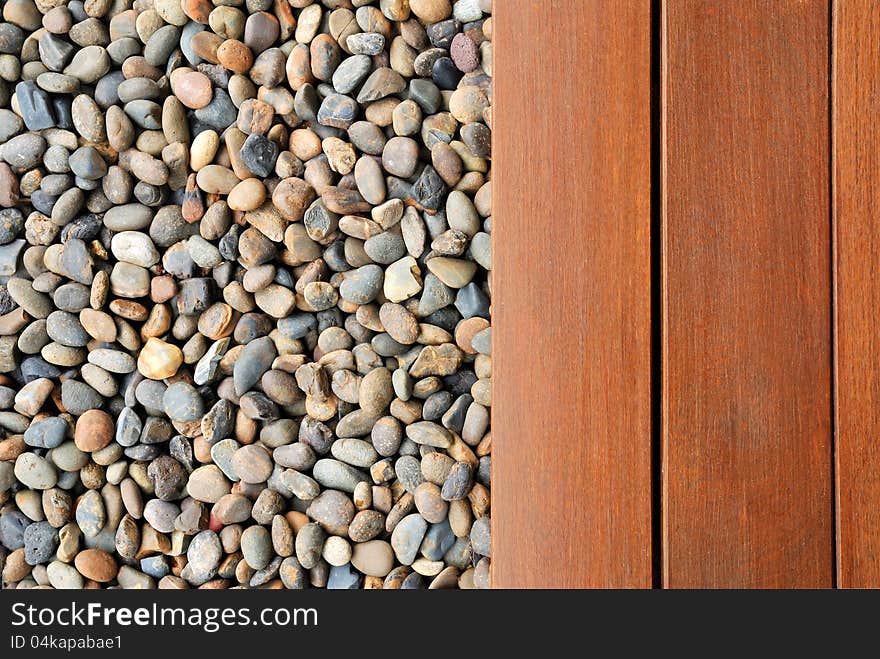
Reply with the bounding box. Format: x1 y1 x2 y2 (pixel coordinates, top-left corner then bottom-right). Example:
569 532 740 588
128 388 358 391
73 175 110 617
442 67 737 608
662 0 834 588
492 0 653 588
833 0 880 588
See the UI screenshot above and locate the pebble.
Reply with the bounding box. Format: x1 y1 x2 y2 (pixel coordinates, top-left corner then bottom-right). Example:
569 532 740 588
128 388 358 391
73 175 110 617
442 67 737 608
137 338 183 380
14 453 57 489
184 530 221 584
24 416 66 449
391 513 428 565
23 521 59 565
74 409 113 452
75 489 106 537
186 465 231 503
74 548 117 582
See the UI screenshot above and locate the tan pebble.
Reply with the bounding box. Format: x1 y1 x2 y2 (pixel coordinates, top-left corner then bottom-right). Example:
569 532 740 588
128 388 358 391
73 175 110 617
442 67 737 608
79 308 116 342
217 38 253 74
454 317 489 354
190 130 219 171
227 178 266 211
73 409 113 452
195 164 239 194
197 302 237 340
173 70 213 109
74 549 118 583
137 337 183 380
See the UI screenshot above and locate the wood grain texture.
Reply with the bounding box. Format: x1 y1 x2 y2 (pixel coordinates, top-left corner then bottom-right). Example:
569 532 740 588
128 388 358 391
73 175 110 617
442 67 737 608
833 0 880 588
662 0 834 588
492 0 653 588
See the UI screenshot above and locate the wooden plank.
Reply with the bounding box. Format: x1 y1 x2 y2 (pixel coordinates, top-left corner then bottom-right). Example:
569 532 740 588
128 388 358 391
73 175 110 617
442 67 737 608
492 0 653 588
833 0 880 588
662 0 833 588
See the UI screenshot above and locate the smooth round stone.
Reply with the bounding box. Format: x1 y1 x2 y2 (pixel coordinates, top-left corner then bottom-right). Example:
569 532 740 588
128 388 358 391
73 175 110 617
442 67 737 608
162 382 204 422
74 549 118 583
380 303 419 344
230 444 272 484
209 439 240 482
110 231 160 267
0 510 29 549
412 0 453 22
339 264 384 304
348 121 386 156
312 459 368 493
414 482 449 523
273 443 315 471
185 530 222 583
432 56 462 90
382 136 419 178
53 282 89 312
137 338 183 380
469 231 491 270
470 515 491 556
47 560 84 589
372 416 403 456
322 535 352 567
306 490 355 536
211 493 251 524
233 335 276 395
426 257 476 288
8 277 53 318
75 489 106 537
74 408 113 452
1 133 46 169
87 349 135 374
347 32 385 55
450 32 480 72
63 45 110 83
174 70 213 109
195 89 237 129
303 281 338 311
332 54 372 95
143 498 179 534
103 204 152 231
453 0 482 22
14 377 53 416
330 438 378 469
421 520 456 561
317 93 359 129
240 525 273 570
391 513 428 565
363 231 406 265
186 465 231 503
446 190 480 236
23 416 67 449
351 539 395 577
50 441 89 472
23 521 59 565
14 453 57 489
45 310 89 347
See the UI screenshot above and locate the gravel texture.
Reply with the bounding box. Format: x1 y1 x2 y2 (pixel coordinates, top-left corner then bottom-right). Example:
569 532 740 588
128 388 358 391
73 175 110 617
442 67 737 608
0 0 492 590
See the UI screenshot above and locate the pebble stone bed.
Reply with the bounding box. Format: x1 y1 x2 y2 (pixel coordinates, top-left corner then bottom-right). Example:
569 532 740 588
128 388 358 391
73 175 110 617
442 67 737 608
0 0 492 590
